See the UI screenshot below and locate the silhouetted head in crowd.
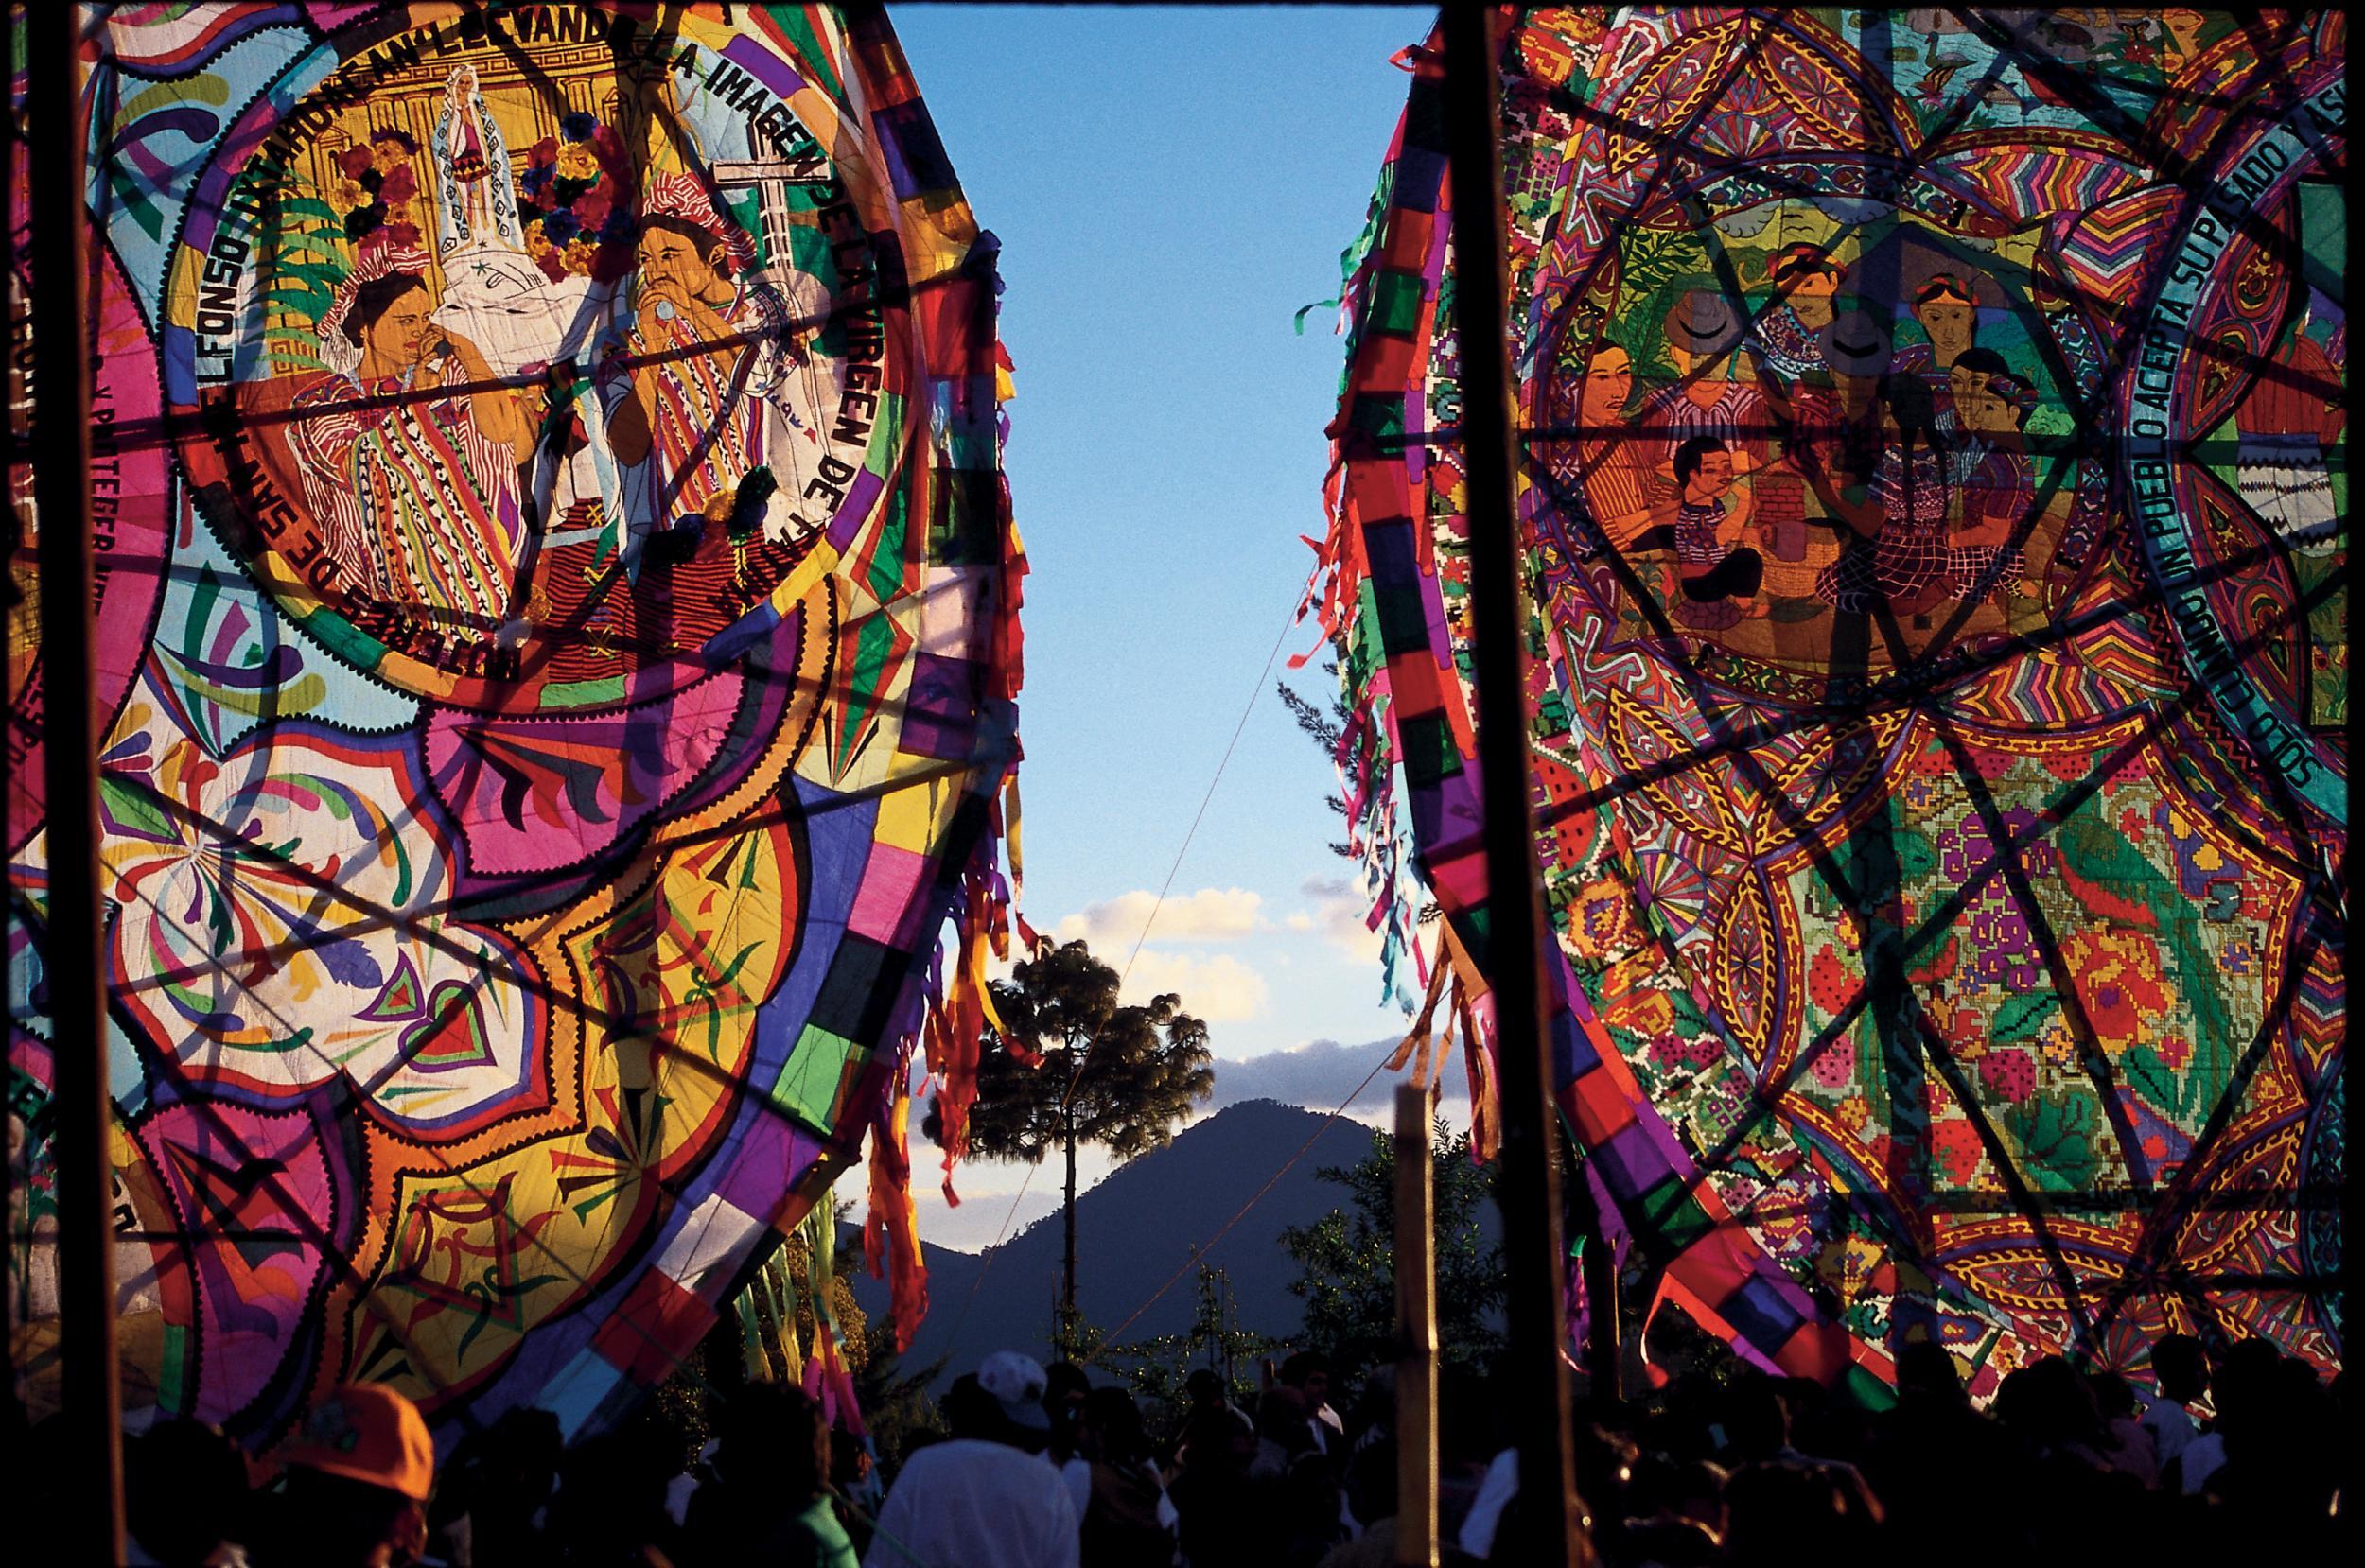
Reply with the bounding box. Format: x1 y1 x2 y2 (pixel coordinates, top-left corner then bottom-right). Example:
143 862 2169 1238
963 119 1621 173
941 1374 1008 1443
128 1418 254 1568
972 1350 1054 1455
1182 1368 1228 1413
1993 1356 2105 1455
1617 1515 1726 1567
2087 1371 2143 1427
1725 1461 1870 1567
830 1427 871 1490
1042 1358 1091 1460
1274 1445 1347 1548
1341 1437 1398 1527
1254 1387 1312 1456
1178 1406 1256 1474
2151 1333 2209 1404
546 1426 675 1564
2210 1336 2282 1428
715 1381 831 1499
1570 1420 1640 1531
1080 1385 1151 1469
1279 1350 1334 1411
1350 1363 1397 1439
1721 1378 1793 1462
1623 1451 1730 1542
275 1468 432 1568
1895 1342 1968 1406
271 1384 437 1568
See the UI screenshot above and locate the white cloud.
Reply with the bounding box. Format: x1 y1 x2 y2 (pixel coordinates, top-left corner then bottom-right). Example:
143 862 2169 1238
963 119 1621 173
1298 872 1386 965
1210 1035 1470 1117
1050 886 1264 949
1119 949 1270 1022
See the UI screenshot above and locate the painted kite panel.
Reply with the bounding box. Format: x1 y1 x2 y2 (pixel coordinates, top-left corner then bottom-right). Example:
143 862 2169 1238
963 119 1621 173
8 2 1021 1447
1312 9 2343 1396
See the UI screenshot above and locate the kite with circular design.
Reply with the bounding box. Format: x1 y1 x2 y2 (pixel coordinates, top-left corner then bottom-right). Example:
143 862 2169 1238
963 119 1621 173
9 2 1022 1446
1311 8 2342 1397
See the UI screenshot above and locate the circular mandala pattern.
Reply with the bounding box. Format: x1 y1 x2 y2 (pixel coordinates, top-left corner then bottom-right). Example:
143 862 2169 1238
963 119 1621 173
162 9 902 716
1315 9 2345 1396
12 3 1022 1448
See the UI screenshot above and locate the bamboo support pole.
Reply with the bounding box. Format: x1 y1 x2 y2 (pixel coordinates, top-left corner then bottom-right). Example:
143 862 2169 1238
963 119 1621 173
1393 1084 1439 1568
1440 5 1587 1562
27 2 128 1562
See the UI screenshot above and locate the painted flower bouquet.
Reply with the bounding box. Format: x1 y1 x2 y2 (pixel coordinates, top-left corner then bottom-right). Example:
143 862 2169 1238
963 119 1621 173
517 112 638 285
332 129 424 246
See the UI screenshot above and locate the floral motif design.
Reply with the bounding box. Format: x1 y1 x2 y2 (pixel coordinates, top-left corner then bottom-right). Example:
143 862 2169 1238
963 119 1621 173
101 713 545 1139
517 112 637 283
1967 897 2043 992
2060 926 2174 1056
1978 1047 2037 1104
1568 878 1640 958
329 130 423 246
1932 1116 1986 1185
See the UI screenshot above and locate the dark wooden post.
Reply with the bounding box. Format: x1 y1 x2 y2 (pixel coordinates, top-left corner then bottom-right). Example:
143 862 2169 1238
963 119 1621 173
27 2 127 1562
1393 1084 1439 1567
1439 6 1586 1563
1571 1151 1622 1399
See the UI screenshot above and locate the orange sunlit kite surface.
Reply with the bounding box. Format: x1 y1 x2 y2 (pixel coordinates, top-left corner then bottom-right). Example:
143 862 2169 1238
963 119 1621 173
9 2 1021 1447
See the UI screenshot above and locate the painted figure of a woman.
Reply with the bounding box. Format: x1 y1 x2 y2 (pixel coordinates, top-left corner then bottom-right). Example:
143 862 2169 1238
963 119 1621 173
291 241 532 629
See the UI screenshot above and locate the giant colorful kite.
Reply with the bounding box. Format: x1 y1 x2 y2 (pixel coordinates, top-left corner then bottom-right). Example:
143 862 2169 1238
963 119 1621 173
1314 9 2342 1396
8 3 1021 1446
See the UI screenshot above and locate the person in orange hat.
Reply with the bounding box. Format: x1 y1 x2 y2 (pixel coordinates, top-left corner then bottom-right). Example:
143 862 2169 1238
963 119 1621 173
255 1384 437 1568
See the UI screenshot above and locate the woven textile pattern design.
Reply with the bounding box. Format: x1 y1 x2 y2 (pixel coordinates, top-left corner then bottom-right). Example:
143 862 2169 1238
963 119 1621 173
1309 9 2343 1398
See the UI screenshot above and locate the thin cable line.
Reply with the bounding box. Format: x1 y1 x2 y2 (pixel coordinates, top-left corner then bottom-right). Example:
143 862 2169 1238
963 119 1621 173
1082 1037 1399 1360
935 590 1304 1352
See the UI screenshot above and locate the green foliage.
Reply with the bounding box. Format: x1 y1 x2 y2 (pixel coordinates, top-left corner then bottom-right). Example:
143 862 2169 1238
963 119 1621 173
1091 1266 1277 1452
1280 1119 1506 1382
1277 663 1357 859
2001 1090 2100 1192
932 940 1213 1355
641 1323 739 1475
1990 990 2058 1045
944 940 1215 1166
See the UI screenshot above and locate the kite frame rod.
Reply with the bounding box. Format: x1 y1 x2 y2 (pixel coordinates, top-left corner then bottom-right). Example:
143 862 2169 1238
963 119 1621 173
1440 6 1587 1563
26 0 128 1561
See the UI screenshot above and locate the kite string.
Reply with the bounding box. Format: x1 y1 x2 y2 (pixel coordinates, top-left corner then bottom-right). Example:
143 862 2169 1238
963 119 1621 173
936 590 1305 1349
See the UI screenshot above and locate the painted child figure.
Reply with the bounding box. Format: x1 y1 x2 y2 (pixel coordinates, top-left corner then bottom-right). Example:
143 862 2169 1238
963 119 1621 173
1669 436 1765 631
1948 367 2050 634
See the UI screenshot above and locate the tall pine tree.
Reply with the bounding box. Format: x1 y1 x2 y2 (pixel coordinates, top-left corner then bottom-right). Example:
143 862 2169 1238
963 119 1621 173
929 941 1213 1353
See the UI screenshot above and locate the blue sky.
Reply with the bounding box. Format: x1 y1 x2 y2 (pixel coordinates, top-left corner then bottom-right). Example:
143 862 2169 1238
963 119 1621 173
889 5 1430 1246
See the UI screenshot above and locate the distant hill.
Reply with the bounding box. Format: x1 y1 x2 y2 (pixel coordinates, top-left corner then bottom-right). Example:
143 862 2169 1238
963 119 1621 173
846 1098 1381 1388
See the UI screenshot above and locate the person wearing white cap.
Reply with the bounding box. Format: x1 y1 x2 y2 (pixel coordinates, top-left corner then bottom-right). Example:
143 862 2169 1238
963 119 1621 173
864 1352 1080 1568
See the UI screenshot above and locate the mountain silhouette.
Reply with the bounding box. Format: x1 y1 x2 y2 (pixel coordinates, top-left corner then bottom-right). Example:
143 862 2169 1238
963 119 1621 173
846 1098 1382 1387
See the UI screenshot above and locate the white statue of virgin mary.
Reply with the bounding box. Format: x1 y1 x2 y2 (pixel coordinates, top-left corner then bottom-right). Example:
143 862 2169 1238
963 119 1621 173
429 64 610 378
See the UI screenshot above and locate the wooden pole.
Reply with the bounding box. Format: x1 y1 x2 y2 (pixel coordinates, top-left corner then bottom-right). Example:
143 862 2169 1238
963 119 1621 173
26 3 127 1563
1393 1084 1438 1568
1572 1152 1622 1400
1439 6 1585 1563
